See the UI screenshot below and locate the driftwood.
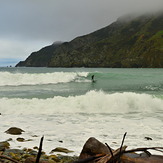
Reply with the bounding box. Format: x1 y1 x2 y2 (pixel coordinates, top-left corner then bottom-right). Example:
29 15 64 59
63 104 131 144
0 154 19 163
75 133 163 163
36 136 44 163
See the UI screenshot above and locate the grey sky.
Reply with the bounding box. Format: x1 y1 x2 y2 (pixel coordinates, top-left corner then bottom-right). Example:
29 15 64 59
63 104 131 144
0 0 163 66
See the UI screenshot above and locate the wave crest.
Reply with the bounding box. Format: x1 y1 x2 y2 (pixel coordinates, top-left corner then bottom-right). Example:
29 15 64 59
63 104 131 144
0 71 89 86
0 91 162 115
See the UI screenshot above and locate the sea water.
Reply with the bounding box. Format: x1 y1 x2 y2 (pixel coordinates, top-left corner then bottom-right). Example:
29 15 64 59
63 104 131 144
0 67 163 155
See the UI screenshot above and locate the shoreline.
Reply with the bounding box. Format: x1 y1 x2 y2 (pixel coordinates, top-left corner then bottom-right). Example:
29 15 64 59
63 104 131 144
1 130 78 162
0 139 78 163
1 128 163 162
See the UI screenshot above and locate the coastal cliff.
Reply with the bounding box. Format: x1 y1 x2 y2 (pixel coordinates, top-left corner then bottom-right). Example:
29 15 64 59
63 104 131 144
16 12 163 68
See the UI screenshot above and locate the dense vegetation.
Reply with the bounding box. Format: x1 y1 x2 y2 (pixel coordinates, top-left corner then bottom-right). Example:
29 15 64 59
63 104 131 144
16 12 163 68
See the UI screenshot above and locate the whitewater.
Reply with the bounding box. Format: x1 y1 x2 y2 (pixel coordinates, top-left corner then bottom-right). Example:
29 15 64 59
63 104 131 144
0 67 163 155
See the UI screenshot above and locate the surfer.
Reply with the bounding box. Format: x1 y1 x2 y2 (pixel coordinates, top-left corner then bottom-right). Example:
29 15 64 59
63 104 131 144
91 75 95 83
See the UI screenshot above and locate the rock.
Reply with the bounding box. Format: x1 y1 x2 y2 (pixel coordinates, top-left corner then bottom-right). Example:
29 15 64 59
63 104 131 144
25 157 49 163
58 140 63 143
6 138 13 141
79 137 111 160
28 149 38 156
58 155 78 162
121 154 163 163
26 138 33 142
24 157 36 163
144 137 152 140
48 155 60 162
4 149 25 155
3 149 25 161
5 127 25 135
77 137 163 163
0 141 10 151
33 146 39 150
31 135 38 137
17 137 25 142
50 147 74 154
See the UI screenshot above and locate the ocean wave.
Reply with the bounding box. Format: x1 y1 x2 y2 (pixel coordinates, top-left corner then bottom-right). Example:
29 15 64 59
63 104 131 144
0 71 89 86
0 91 162 115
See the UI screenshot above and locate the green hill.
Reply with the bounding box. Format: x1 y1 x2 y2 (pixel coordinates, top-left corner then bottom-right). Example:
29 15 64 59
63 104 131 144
16 12 163 68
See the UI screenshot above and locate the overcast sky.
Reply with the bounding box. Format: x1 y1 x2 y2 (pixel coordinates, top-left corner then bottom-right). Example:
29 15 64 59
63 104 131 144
0 0 163 66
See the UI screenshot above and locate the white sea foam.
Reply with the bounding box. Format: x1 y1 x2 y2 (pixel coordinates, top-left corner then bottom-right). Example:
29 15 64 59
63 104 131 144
0 91 163 155
0 71 89 86
0 68 163 155
0 92 162 156
0 91 162 115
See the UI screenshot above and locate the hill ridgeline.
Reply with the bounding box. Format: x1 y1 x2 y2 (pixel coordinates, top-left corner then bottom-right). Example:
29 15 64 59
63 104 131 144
16 12 163 68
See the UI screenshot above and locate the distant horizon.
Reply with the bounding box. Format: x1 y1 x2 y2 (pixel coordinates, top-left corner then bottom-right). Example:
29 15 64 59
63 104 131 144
0 58 22 67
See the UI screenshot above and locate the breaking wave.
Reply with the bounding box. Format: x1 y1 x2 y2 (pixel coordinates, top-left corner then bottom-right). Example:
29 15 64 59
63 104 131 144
0 71 89 86
0 91 162 115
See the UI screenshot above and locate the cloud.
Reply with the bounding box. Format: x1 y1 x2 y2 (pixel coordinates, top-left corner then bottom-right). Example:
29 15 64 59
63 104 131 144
1 0 162 42
0 0 163 63
0 38 49 59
